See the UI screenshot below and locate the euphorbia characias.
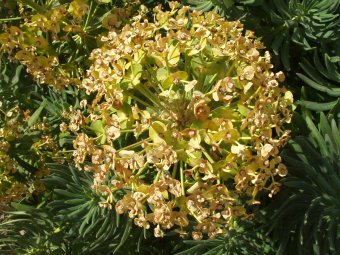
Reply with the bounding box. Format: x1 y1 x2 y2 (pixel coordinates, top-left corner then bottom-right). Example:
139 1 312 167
68 2 293 238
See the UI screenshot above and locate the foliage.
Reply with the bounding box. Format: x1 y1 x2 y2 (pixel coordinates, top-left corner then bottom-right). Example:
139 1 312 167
185 0 263 19
0 57 86 207
0 60 52 208
260 0 339 71
0 208 68 254
0 163 142 254
174 219 276 255
297 50 340 111
48 163 145 254
265 111 340 255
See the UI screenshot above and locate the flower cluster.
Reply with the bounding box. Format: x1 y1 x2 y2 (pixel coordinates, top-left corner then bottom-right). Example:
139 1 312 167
0 0 140 89
66 3 293 238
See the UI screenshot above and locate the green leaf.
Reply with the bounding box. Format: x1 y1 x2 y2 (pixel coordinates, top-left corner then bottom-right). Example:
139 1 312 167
131 63 143 86
223 0 234 8
297 73 340 97
149 121 167 144
19 0 46 13
167 42 181 66
10 65 23 85
90 120 106 144
112 219 132 254
281 39 290 71
10 202 34 211
238 104 250 117
297 99 339 111
27 99 47 127
90 120 104 134
156 68 169 82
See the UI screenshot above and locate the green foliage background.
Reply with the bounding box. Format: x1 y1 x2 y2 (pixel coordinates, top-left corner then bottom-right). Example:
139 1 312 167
0 0 339 254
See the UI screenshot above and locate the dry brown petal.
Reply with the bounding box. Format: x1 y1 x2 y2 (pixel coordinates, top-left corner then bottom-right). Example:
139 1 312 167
277 163 288 177
243 66 255 80
91 149 104 164
172 211 189 227
146 144 177 171
154 224 164 238
134 216 150 229
275 71 285 82
192 231 203 240
213 77 235 102
269 182 281 198
194 103 210 120
59 122 68 132
261 143 273 158
166 178 182 197
105 125 120 141
268 80 279 87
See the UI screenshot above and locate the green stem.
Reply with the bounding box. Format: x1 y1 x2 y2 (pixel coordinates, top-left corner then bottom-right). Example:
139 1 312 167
60 150 75 153
136 163 149 176
0 108 6 116
226 59 237 77
137 148 146 155
0 17 24 22
153 170 161 183
137 84 161 107
120 129 134 133
126 92 155 109
248 86 262 101
180 161 185 196
239 136 252 140
201 146 215 163
172 162 178 179
117 138 151 152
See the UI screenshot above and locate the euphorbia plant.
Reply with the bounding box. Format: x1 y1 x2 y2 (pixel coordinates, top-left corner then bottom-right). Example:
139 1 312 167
66 2 293 239
0 0 140 207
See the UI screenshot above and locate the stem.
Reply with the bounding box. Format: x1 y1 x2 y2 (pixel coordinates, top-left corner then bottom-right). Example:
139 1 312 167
201 146 215 163
126 91 155 109
120 129 134 133
180 161 185 196
137 148 146 155
171 162 178 179
187 207 202 223
59 150 75 153
0 17 24 22
117 138 151 152
136 163 149 176
153 170 161 183
248 86 262 101
226 60 237 77
239 136 252 140
137 84 161 107
216 178 220 185
0 108 6 116
52 156 67 160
